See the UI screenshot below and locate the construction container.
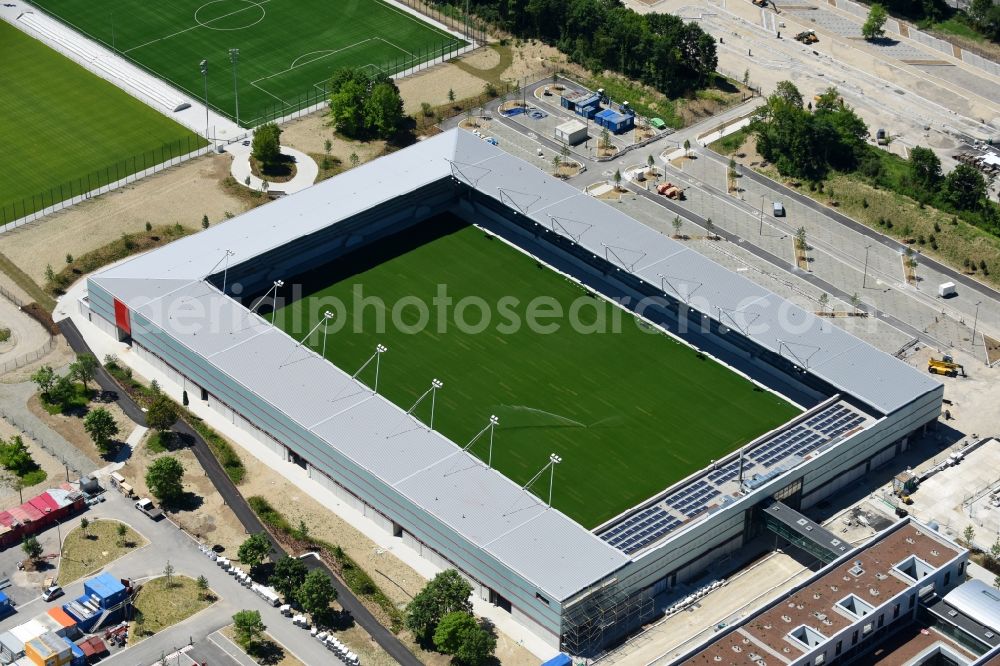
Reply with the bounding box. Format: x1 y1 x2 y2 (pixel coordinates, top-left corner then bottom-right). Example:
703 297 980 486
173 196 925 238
554 120 588 146
24 631 72 666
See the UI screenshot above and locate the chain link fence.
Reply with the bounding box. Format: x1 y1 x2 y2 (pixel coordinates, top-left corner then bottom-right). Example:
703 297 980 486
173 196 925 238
1 135 211 231
0 286 58 374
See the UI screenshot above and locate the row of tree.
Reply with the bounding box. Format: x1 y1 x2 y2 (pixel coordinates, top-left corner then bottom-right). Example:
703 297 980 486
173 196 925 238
433 0 717 97
31 355 98 409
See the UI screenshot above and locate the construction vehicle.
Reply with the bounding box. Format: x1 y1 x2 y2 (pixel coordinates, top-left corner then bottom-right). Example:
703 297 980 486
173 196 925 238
928 355 966 377
795 30 818 44
657 182 684 199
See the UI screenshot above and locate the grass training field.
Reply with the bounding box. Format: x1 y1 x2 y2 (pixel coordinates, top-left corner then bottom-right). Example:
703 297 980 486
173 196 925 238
32 0 466 125
272 217 799 528
0 21 205 222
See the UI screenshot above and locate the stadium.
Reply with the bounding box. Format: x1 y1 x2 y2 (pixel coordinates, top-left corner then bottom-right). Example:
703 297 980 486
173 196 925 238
79 129 943 657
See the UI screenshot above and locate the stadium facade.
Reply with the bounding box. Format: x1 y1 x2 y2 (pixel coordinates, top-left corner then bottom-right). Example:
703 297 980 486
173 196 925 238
80 129 943 656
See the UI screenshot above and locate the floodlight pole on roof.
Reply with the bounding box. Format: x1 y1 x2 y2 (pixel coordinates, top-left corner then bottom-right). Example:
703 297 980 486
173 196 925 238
406 379 443 430
462 415 499 468
296 311 333 350
248 280 284 318
218 250 236 295
352 344 388 394
737 447 746 494
521 453 562 507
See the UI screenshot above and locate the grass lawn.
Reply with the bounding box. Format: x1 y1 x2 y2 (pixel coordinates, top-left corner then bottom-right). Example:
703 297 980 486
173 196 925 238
130 575 214 642
32 0 465 126
0 21 205 222
271 216 799 528
58 519 147 585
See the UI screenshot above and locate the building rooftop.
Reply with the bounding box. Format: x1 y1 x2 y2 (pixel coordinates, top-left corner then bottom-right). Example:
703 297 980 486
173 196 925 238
684 521 964 664
90 129 941 598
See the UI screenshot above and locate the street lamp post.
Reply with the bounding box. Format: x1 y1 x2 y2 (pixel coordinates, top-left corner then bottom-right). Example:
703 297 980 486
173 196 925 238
759 194 765 235
200 60 210 146
972 301 981 347
229 48 240 126
863 244 872 289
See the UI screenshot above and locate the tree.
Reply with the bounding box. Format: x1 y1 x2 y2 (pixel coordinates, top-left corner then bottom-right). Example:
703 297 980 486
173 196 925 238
163 560 175 587
862 3 888 40
705 218 715 238
84 408 120 453
795 226 808 251
672 216 683 238
0 435 34 476
850 292 861 313
552 154 562 172
601 127 611 151
79 517 90 538
989 539 1000 565
908 146 942 191
22 535 42 561
233 610 265 649
743 68 750 87
146 456 184 503
202 214 209 230
365 81 405 138
448 88 456 104
943 164 987 211
774 80 803 108
30 366 56 397
964 524 976 548
349 152 360 168
433 611 496 665
818 292 829 314
145 395 178 433
116 521 128 546
238 533 271 571
251 123 282 168
197 575 210 600
683 138 691 157
297 570 337 619
270 556 308 601
405 569 473 641
613 169 622 189
48 375 76 408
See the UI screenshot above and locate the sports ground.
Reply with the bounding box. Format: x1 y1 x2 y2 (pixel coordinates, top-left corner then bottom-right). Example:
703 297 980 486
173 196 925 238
272 217 800 529
0 21 204 223
31 0 466 125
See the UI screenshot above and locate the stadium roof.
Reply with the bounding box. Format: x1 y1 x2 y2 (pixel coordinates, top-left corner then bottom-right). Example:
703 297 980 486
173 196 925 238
91 129 939 597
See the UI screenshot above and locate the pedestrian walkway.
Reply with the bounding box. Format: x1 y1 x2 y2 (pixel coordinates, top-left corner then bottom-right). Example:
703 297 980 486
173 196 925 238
0 381 95 477
227 143 318 195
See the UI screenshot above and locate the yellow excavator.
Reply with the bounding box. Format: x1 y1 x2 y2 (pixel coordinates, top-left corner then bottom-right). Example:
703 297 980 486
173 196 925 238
928 355 967 377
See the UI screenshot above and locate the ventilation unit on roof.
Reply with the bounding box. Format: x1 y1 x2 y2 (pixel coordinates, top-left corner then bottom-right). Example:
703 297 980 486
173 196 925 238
849 565 865 577
797 518 809 526
949 610 958 617
986 632 995 640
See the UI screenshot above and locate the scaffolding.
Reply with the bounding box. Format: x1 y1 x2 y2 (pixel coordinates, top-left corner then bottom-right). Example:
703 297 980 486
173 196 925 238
561 583 656 657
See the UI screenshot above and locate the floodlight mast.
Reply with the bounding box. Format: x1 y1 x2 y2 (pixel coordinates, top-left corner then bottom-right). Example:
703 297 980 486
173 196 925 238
521 453 562 507
352 344 388 394
461 415 500 468
248 279 284 318
406 378 444 430
221 250 236 294
321 311 335 357
296 311 333 351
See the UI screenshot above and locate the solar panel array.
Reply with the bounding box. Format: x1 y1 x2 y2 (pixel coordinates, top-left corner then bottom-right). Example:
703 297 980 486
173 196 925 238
666 481 721 517
598 402 868 556
600 506 682 554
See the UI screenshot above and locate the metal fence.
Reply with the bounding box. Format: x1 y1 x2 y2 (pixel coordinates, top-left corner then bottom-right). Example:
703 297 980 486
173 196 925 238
0 285 58 374
1 135 211 231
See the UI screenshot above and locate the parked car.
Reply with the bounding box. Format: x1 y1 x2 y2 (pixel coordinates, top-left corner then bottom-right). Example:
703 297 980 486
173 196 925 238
42 585 63 602
773 201 785 217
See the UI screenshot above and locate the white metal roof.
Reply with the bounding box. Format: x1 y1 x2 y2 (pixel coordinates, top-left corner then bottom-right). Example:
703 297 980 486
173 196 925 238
92 129 939 598
944 579 1000 633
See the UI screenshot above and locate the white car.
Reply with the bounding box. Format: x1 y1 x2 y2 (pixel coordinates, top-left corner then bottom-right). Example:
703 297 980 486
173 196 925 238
42 585 63 602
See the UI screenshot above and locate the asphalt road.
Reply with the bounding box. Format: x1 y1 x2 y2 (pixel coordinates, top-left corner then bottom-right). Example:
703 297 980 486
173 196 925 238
59 320 423 666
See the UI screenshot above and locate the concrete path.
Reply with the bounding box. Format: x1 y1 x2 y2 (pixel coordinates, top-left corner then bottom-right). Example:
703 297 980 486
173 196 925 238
0 381 96 478
227 143 318 195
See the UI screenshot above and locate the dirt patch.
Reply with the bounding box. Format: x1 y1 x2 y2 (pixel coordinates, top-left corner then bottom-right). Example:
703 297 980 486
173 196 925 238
26 393 133 466
985 334 1000 366
278 113 387 165
1 155 247 286
0 337 74 385
398 65 492 116
120 432 246 557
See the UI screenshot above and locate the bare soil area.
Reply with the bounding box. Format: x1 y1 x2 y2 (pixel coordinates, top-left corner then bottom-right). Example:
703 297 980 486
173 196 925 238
120 432 247 556
1 155 247 286
397 65 490 115
0 337 74 385
278 114 386 162
26 393 133 467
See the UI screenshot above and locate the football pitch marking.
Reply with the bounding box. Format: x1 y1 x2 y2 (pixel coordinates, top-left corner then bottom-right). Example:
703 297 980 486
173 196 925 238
123 0 273 54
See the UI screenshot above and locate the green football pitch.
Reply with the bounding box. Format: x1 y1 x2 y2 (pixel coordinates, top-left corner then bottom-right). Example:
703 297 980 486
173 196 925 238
0 21 205 223
271 216 800 529
31 0 466 126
